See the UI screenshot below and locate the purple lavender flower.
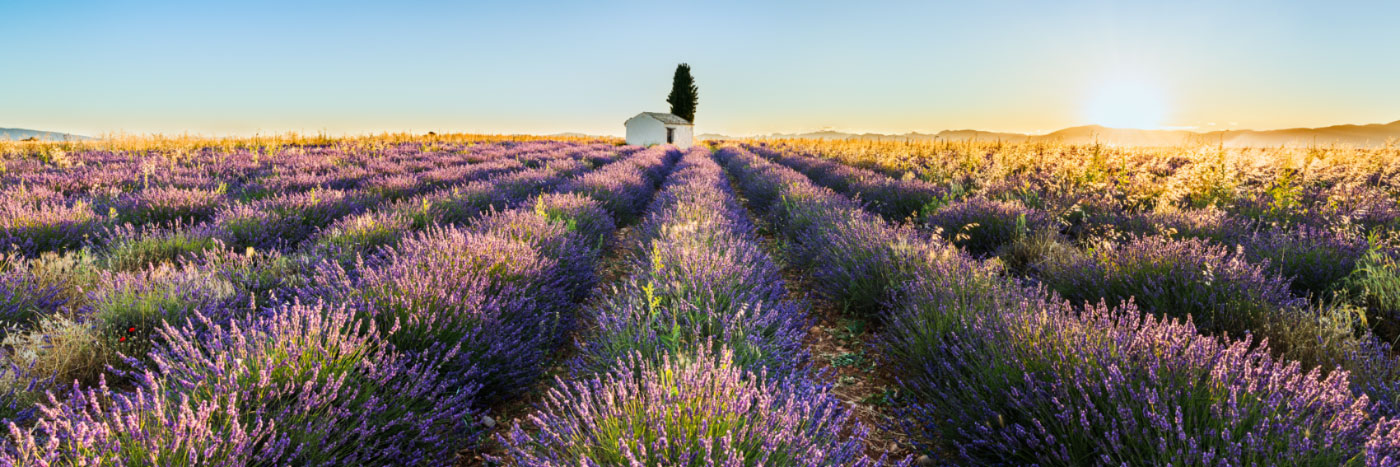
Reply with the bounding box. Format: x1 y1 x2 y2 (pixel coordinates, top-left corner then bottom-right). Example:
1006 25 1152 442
85 263 239 365
469 206 600 305
405 157 595 229
1093 207 1249 244
528 192 617 251
499 347 879 466
3 300 478 465
886 284 1388 465
211 202 294 251
1326 187 1400 235
571 148 808 378
1036 234 1303 339
0 266 70 329
98 220 226 271
922 196 1055 257
716 144 975 319
308 209 413 262
354 225 570 402
112 185 226 225
198 247 319 312
717 142 1400 465
747 142 944 222
0 198 107 256
564 146 679 223
0 360 48 426
1244 224 1368 298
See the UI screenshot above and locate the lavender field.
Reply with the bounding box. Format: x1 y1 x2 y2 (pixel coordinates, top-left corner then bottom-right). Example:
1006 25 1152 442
1 136 1399 465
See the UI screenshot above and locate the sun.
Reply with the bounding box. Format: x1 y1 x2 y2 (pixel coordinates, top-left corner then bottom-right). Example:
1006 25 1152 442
1083 77 1168 129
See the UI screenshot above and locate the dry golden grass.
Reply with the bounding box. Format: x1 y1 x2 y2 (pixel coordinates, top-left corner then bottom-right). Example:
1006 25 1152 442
739 138 1400 216
2 315 113 390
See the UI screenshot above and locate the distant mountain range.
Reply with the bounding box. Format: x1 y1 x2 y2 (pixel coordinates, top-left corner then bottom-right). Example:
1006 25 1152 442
699 119 1400 148
0 128 91 141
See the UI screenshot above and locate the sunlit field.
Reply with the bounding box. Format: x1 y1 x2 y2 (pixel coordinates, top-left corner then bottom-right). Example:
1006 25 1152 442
1 133 1398 465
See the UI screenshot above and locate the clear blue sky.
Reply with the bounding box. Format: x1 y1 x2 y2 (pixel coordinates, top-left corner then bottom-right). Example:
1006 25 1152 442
3 0 1397 137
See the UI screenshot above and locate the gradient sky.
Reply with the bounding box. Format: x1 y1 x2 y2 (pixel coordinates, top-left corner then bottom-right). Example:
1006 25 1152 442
3 0 1398 137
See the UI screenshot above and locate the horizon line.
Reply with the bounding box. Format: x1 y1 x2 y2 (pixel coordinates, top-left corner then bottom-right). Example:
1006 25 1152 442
5 116 1400 141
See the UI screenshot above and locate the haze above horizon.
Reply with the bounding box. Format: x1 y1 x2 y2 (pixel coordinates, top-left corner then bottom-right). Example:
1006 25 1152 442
3 0 1397 137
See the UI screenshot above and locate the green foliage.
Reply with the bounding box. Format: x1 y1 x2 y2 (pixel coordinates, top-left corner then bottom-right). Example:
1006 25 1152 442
104 230 222 271
997 229 1077 276
206 249 310 311
313 212 409 263
666 63 699 123
2 315 112 394
88 266 235 364
1345 246 1400 341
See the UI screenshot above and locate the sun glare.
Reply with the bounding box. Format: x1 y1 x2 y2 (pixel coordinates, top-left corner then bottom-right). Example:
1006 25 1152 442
1083 77 1168 129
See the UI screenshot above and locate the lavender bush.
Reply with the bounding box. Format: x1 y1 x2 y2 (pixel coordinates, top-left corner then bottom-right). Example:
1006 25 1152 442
408 159 589 229
212 203 293 251
0 198 106 256
922 196 1055 257
354 226 571 402
1346 247 1400 341
469 207 599 309
99 221 225 271
113 185 226 225
0 266 70 330
571 148 807 377
747 143 943 222
885 288 1394 465
1244 224 1369 298
85 263 238 364
1035 234 1303 339
565 146 678 223
718 141 1400 464
1098 207 1249 245
3 301 478 465
717 145 972 319
1029 235 1400 400
308 209 413 264
530 192 616 251
0 361 47 426
499 348 878 466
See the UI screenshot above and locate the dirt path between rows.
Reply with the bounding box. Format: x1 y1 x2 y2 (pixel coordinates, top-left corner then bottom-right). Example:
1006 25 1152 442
721 168 916 463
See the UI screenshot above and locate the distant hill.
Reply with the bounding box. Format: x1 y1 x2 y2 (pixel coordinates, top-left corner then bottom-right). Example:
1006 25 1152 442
1193 120 1400 148
699 130 1021 142
700 119 1400 148
934 129 1030 142
0 128 91 141
1035 125 1198 146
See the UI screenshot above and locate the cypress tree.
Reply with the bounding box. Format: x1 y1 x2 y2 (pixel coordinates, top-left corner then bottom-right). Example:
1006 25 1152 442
666 63 698 123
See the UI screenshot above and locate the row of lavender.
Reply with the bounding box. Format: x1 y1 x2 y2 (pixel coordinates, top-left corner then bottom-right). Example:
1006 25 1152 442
747 142 1400 416
745 141 1393 300
2 140 623 202
718 144 1400 465
0 144 678 464
2 141 630 256
498 147 889 465
0 141 624 395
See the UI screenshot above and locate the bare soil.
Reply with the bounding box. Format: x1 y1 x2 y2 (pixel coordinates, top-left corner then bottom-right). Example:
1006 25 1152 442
727 176 916 463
